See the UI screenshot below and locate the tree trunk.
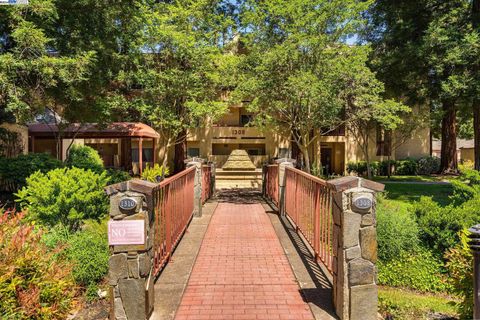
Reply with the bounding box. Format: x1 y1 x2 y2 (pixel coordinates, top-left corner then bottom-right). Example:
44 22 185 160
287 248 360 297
300 144 311 174
291 131 301 167
474 99 480 170
440 100 458 173
472 0 480 170
173 130 187 173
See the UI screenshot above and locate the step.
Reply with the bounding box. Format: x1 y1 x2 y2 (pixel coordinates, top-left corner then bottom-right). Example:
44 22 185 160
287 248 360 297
216 175 262 181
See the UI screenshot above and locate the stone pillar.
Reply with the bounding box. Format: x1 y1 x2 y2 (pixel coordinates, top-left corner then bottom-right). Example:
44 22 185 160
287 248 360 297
187 161 203 217
469 224 480 319
328 176 384 320
276 159 295 215
105 180 157 320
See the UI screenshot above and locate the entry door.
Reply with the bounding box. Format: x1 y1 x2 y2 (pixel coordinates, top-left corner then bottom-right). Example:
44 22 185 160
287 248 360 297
321 148 333 175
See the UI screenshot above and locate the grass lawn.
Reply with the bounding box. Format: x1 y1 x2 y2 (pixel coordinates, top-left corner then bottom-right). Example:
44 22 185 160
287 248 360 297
383 182 453 206
379 286 459 320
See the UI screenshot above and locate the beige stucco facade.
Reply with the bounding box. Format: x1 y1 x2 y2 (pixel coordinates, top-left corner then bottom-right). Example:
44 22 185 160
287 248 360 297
187 106 431 174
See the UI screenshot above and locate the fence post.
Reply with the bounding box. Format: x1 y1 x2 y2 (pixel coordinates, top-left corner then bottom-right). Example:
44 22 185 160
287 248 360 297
328 176 384 320
210 162 216 195
187 161 203 217
105 180 157 320
469 224 480 319
276 159 295 215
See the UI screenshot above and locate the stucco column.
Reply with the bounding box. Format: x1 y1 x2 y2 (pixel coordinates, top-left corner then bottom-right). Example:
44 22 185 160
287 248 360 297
469 224 480 319
328 176 384 320
187 161 203 217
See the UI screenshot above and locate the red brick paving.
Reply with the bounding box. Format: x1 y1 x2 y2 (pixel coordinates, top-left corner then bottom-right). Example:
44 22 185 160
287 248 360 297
175 202 314 320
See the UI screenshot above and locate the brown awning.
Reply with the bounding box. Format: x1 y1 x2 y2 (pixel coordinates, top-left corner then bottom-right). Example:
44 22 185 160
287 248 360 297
28 122 160 139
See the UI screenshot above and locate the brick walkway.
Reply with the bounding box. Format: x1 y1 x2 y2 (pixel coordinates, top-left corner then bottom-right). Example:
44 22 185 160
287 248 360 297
175 202 314 320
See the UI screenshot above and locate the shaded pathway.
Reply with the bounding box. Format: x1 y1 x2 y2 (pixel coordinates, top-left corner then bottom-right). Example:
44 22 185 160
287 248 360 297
175 196 314 320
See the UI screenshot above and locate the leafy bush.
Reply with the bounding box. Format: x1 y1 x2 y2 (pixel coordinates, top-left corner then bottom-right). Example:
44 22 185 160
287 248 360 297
106 168 132 185
445 230 473 319
414 196 480 254
141 163 170 182
16 167 109 231
0 153 62 192
347 161 379 176
395 158 418 175
378 160 396 176
0 211 76 319
417 156 440 175
450 168 480 204
43 222 110 301
377 198 420 261
65 144 104 173
378 249 451 293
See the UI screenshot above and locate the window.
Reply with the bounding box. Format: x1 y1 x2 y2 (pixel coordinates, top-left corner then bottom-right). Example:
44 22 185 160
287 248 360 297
131 148 154 162
376 126 392 156
188 148 200 158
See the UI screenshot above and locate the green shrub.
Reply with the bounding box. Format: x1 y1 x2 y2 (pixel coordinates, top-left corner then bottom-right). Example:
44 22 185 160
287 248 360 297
451 168 480 204
445 230 473 319
42 222 109 301
141 163 170 182
16 167 109 231
65 144 104 173
395 158 418 175
417 156 440 175
106 168 132 185
0 153 62 192
377 198 420 261
378 160 396 176
346 161 379 176
378 248 451 293
414 196 480 254
0 211 76 319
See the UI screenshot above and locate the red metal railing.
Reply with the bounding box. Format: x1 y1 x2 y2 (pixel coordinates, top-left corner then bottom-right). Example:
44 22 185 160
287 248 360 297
265 165 279 206
152 166 196 277
284 167 334 274
201 165 213 204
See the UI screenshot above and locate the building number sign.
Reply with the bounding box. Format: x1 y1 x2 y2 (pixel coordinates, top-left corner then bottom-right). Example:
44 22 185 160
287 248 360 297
232 129 246 135
352 195 373 211
119 198 137 211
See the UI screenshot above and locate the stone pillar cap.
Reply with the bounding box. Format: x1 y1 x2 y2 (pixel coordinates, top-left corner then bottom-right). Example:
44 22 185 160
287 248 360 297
184 157 206 164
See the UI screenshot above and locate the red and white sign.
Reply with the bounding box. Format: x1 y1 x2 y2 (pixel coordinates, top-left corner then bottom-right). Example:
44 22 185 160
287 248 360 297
108 220 145 245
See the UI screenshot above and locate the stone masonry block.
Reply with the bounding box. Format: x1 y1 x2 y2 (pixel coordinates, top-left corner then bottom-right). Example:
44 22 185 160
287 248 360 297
118 278 146 320
108 254 128 285
114 297 127 320
348 259 375 287
361 213 375 227
360 226 377 263
127 257 139 279
350 284 378 320
343 210 362 249
345 246 361 261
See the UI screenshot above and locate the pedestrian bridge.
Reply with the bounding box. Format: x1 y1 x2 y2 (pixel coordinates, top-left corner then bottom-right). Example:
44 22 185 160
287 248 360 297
106 162 383 320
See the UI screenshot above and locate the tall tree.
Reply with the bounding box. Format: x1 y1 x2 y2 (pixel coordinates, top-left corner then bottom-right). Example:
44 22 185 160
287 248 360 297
366 0 476 174
234 0 407 173
109 1 235 172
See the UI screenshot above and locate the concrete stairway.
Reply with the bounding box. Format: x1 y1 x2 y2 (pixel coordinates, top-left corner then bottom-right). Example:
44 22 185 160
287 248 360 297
215 169 263 189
